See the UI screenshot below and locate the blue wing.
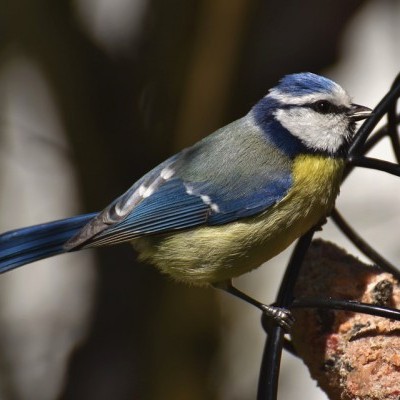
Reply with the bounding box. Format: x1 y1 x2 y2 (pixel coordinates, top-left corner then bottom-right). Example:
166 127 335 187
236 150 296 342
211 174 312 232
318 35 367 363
85 173 291 247
66 117 293 249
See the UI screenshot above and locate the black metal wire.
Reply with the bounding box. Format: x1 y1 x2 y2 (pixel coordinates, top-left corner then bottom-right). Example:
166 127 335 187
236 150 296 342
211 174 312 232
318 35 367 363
331 209 400 280
349 156 400 176
292 298 400 321
348 72 400 156
256 73 400 400
257 231 314 400
388 74 400 163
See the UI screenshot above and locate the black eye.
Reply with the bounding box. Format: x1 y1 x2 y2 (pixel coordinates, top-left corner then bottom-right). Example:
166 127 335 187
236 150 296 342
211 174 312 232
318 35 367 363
313 100 333 114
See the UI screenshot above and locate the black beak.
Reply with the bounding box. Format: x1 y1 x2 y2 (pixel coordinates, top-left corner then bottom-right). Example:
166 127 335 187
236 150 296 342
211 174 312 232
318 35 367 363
347 103 372 121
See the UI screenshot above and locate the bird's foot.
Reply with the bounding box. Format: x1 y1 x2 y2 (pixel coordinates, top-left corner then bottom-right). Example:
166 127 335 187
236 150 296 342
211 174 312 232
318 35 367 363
260 304 294 331
213 280 294 331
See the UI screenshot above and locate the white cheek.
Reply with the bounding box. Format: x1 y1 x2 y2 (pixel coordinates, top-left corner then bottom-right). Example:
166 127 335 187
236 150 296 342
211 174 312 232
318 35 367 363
274 108 349 153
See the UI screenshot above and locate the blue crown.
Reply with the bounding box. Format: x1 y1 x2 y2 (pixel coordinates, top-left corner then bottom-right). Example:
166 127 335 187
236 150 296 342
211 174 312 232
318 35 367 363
276 72 337 96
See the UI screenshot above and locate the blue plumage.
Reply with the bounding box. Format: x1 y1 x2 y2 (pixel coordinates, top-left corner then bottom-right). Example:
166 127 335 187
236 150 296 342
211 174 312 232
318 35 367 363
252 98 310 157
90 179 210 245
0 214 96 272
92 172 292 247
277 72 337 96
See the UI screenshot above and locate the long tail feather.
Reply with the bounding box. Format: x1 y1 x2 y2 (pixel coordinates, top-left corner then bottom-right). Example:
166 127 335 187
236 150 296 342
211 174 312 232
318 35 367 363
0 213 98 273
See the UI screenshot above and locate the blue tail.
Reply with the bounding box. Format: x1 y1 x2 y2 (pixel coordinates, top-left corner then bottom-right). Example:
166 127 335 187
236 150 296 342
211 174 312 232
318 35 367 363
0 213 98 273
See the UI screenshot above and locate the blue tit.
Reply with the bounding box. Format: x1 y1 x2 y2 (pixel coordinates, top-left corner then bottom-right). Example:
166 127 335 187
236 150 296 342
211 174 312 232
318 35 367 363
0 73 371 326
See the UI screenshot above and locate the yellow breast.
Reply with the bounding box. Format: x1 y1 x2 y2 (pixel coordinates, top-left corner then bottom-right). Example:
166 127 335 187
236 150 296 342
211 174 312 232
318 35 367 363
133 155 345 285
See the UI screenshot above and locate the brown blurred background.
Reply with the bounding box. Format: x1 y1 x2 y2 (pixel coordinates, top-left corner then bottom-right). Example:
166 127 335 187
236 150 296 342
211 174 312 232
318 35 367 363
2 0 398 399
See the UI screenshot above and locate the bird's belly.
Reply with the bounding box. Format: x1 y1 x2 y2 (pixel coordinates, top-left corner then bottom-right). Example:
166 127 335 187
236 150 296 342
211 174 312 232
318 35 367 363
133 155 345 285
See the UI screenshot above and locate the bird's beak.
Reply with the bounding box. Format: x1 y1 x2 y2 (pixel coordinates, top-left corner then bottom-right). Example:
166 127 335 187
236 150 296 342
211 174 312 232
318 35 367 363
347 103 373 121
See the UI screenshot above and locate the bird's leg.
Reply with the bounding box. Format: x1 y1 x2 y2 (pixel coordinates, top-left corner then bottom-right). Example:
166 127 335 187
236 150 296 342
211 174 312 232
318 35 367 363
213 280 294 331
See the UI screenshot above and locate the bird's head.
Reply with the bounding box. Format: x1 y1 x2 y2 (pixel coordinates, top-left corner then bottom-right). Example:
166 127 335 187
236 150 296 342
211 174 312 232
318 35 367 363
251 72 372 157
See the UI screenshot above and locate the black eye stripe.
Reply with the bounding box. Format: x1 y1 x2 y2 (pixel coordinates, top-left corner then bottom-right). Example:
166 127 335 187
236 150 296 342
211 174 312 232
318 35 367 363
277 102 349 114
307 101 348 115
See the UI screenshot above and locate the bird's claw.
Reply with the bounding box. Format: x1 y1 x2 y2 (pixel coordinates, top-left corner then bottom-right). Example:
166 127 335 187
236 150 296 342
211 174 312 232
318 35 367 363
260 304 295 331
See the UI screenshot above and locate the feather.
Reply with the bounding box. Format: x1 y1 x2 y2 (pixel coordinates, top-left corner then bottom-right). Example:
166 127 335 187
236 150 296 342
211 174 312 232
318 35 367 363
0 213 96 272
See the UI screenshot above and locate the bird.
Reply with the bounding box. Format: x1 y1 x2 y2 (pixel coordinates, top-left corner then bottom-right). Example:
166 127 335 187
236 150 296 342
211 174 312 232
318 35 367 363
0 72 371 328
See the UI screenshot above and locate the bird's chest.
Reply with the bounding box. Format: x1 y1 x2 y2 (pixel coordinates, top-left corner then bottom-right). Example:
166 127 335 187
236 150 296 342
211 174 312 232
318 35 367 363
288 155 345 217
255 155 345 246
235 155 345 272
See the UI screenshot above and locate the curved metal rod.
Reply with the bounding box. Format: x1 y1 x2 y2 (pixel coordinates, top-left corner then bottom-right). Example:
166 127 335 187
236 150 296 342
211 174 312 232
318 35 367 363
331 209 400 280
349 72 400 156
257 230 314 400
348 156 400 177
388 77 400 162
292 297 400 321
342 125 389 180
359 114 400 157
388 108 400 163
364 125 390 153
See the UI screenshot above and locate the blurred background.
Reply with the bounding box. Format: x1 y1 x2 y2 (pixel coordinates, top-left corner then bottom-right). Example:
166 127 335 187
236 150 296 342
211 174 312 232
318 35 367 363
0 0 399 399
